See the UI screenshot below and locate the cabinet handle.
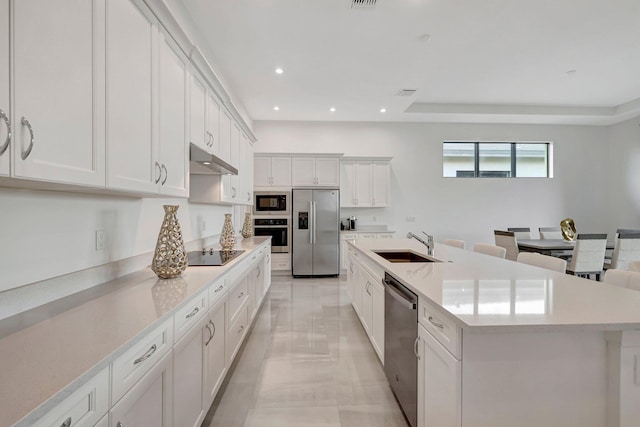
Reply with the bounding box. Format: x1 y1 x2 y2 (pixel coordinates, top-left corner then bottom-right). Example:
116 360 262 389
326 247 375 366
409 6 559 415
232 187 237 198
256 267 261 278
428 315 445 330
204 323 213 345
117 422 125 427
366 281 372 296
60 416 72 427
247 191 251 201
133 344 157 365
414 336 421 360
20 117 34 160
214 285 224 293
161 164 168 185
154 161 161 184
185 307 200 319
0 109 11 156
237 292 244 299
238 325 244 334
209 320 216 337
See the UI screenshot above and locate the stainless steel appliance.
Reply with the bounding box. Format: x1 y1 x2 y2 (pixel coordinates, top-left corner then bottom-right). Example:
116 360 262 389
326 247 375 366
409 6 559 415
187 249 245 266
383 272 418 427
292 188 340 277
254 217 290 253
253 191 290 216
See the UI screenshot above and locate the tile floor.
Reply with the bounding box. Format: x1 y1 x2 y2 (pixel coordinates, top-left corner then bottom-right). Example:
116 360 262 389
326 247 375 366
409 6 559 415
203 275 408 427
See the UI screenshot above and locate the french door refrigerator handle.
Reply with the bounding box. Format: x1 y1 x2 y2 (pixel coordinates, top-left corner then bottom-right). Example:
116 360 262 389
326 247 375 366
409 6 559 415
312 201 317 244
309 201 313 244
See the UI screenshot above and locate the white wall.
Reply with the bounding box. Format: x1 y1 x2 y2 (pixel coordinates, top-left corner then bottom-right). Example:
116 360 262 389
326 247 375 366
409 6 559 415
254 120 611 246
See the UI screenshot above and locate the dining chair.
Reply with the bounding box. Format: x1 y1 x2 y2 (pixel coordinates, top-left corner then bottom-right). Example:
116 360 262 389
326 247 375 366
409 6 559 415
507 227 531 240
538 227 563 240
473 243 506 259
605 233 640 271
603 269 640 291
442 238 465 249
517 252 567 273
566 234 607 281
494 230 519 261
628 260 640 272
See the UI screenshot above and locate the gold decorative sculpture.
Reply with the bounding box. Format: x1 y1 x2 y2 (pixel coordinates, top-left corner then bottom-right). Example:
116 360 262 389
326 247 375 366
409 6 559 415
151 205 187 279
560 218 577 241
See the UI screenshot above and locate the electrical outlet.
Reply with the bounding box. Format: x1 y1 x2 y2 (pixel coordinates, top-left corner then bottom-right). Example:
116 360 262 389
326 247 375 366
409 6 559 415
372 216 377 222
406 216 416 222
201 220 207 232
96 230 106 251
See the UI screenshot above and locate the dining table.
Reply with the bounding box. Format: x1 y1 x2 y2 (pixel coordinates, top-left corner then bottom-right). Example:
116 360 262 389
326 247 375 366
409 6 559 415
517 238 614 257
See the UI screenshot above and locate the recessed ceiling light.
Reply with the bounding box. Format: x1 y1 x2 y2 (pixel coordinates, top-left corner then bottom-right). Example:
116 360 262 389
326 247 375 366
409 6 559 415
203 161 211 165
380 108 387 113
330 107 336 112
565 69 577 75
275 67 284 75
418 33 432 43
274 106 280 111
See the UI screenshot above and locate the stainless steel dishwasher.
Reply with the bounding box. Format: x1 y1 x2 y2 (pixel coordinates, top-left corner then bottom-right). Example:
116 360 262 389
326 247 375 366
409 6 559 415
383 272 418 427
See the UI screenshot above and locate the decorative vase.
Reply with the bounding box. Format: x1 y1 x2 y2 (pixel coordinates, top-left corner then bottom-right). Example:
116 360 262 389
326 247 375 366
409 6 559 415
241 212 253 238
151 205 187 279
220 213 236 250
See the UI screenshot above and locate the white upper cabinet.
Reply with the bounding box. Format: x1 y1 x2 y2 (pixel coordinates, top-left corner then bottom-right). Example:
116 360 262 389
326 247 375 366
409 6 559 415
106 0 187 196
106 0 157 193
244 133 254 204
219 109 231 164
340 158 391 207
291 156 340 187
189 70 207 150
158 29 188 197
11 0 105 186
207 93 221 155
0 0 9 177
254 155 292 187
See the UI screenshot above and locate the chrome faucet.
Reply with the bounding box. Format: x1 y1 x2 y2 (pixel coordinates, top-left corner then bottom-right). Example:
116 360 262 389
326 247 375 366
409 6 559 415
407 231 434 256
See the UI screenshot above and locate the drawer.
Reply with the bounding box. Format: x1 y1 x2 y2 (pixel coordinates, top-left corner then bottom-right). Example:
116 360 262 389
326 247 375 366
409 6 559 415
418 298 461 360
227 275 248 323
208 277 227 307
342 233 357 240
174 288 207 342
358 233 377 239
33 367 109 427
271 253 290 271
226 304 248 364
112 317 173 404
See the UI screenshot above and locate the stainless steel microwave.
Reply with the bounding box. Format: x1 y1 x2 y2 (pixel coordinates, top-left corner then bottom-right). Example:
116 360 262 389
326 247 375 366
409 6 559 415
253 191 290 215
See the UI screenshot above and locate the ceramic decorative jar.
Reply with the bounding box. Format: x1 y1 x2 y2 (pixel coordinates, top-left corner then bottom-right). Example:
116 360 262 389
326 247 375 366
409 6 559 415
241 212 253 238
151 205 187 279
220 213 236 250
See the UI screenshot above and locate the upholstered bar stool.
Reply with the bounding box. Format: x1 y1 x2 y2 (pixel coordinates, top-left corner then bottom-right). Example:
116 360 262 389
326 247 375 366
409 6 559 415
442 239 465 249
517 252 567 273
603 269 640 291
473 243 507 259
566 234 607 281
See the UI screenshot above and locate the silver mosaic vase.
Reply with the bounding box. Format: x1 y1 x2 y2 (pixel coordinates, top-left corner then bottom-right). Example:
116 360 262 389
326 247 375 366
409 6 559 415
220 213 236 250
151 205 187 279
241 212 253 238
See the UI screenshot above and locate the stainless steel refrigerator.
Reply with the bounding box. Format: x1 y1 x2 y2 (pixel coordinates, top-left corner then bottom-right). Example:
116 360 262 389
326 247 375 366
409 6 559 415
292 188 340 277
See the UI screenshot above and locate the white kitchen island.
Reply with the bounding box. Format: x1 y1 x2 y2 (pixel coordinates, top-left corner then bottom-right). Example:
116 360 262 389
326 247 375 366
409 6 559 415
346 238 640 427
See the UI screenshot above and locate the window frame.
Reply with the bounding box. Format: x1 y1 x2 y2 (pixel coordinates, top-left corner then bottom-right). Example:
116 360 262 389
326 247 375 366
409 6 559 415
442 141 552 178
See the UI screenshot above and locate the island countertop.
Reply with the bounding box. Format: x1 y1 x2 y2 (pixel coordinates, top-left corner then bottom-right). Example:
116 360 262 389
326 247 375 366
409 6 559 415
347 238 640 332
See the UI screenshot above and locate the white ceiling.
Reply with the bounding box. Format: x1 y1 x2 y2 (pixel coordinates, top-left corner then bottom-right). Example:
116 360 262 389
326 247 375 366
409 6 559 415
180 0 640 125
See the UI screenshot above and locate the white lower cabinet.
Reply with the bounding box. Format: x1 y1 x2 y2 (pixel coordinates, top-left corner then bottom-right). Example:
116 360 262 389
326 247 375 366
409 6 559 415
110 351 173 427
203 295 227 408
271 252 290 272
33 367 109 427
172 314 208 427
417 324 461 427
358 266 384 362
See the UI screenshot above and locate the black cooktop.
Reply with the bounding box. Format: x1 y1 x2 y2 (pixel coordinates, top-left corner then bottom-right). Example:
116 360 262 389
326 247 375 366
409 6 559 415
187 249 245 266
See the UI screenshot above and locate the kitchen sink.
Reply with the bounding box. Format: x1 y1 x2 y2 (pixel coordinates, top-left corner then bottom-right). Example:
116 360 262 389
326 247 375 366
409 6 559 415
373 250 439 263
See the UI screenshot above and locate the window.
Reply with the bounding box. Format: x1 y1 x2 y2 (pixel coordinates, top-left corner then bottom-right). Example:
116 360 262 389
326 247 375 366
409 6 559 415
443 142 550 178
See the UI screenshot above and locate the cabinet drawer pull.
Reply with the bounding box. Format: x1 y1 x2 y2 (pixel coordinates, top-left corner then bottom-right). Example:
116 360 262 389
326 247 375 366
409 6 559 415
20 117 34 160
154 161 161 184
414 336 420 360
185 307 199 319
237 292 244 299
238 325 244 334
366 281 372 296
0 109 10 156
60 416 72 427
161 164 168 185
209 320 216 337
133 344 157 365
204 323 213 345
428 315 445 330
214 285 224 293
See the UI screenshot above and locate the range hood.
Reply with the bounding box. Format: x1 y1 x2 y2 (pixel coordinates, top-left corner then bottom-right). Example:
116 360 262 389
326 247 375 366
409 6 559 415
189 143 238 175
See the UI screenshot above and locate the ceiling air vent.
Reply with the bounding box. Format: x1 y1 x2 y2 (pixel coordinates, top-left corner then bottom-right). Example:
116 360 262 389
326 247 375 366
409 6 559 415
351 0 377 9
395 89 417 97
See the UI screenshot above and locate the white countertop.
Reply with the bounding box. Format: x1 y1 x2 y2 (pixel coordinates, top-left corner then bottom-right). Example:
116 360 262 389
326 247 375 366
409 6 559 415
348 238 640 332
0 237 270 427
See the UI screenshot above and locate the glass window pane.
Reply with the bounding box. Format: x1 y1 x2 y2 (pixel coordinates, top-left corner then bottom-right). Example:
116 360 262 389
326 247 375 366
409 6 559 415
478 143 511 177
443 142 475 177
516 143 548 177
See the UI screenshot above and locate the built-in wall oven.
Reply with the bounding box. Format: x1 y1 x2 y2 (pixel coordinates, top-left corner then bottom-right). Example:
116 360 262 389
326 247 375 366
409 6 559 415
253 191 290 216
254 217 290 253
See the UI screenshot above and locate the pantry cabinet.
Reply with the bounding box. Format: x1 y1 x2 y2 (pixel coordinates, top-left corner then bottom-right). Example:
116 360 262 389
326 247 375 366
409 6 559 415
254 155 292 187
106 0 188 196
11 0 105 186
0 0 9 176
340 158 391 207
291 156 340 187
